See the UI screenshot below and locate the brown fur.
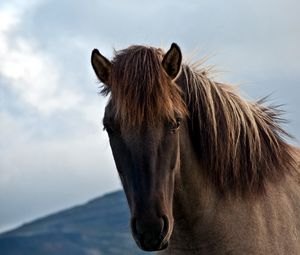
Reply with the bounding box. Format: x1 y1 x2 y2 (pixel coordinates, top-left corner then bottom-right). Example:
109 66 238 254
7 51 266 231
178 64 297 196
93 44 300 254
101 45 297 197
101 46 187 128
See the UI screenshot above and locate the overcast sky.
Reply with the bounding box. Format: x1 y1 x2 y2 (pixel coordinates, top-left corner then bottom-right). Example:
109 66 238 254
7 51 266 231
0 0 299 232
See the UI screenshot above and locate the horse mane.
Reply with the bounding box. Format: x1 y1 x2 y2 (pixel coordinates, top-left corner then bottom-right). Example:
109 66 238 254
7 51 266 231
101 45 297 196
101 45 187 127
178 64 297 196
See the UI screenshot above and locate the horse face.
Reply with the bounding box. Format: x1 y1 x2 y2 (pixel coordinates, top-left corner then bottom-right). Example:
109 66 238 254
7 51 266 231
92 43 183 251
103 104 182 251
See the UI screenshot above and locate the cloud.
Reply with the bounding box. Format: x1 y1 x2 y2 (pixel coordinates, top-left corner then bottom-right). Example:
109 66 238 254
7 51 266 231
0 1 84 115
0 0 118 231
0 0 299 232
0 108 120 231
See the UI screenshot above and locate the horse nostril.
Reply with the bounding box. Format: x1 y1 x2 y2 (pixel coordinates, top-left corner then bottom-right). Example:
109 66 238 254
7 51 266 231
161 215 169 237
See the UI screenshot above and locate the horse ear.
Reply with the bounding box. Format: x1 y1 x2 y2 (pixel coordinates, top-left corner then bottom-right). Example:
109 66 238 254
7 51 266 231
91 49 111 84
162 43 182 80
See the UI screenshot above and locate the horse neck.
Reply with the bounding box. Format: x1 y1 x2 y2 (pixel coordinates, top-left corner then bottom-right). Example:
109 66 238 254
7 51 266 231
170 124 300 254
171 123 219 248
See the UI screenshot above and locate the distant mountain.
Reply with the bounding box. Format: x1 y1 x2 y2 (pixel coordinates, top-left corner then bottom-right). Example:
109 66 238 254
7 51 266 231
0 191 152 255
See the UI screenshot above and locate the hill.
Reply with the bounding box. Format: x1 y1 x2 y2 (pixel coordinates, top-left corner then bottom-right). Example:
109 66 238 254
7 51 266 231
0 190 152 255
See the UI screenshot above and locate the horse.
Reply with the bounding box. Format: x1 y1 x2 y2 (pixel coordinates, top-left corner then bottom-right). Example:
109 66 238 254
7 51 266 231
91 43 300 254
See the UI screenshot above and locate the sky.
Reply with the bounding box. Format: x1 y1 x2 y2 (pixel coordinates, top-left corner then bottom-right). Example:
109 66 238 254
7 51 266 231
0 0 299 232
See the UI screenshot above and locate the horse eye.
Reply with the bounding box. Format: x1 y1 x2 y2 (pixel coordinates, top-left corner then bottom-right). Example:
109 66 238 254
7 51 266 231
171 118 181 133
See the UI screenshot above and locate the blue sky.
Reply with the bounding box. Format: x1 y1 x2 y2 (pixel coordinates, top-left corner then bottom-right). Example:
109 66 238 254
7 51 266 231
0 0 299 232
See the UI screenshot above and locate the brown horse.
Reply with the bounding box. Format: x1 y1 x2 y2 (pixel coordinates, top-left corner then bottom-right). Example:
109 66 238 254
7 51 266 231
91 43 300 254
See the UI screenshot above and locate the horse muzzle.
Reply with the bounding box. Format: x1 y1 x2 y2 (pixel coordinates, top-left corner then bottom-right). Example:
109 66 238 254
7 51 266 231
131 215 170 251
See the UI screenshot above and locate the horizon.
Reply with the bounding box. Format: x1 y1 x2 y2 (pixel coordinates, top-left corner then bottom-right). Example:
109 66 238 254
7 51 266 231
0 189 123 234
